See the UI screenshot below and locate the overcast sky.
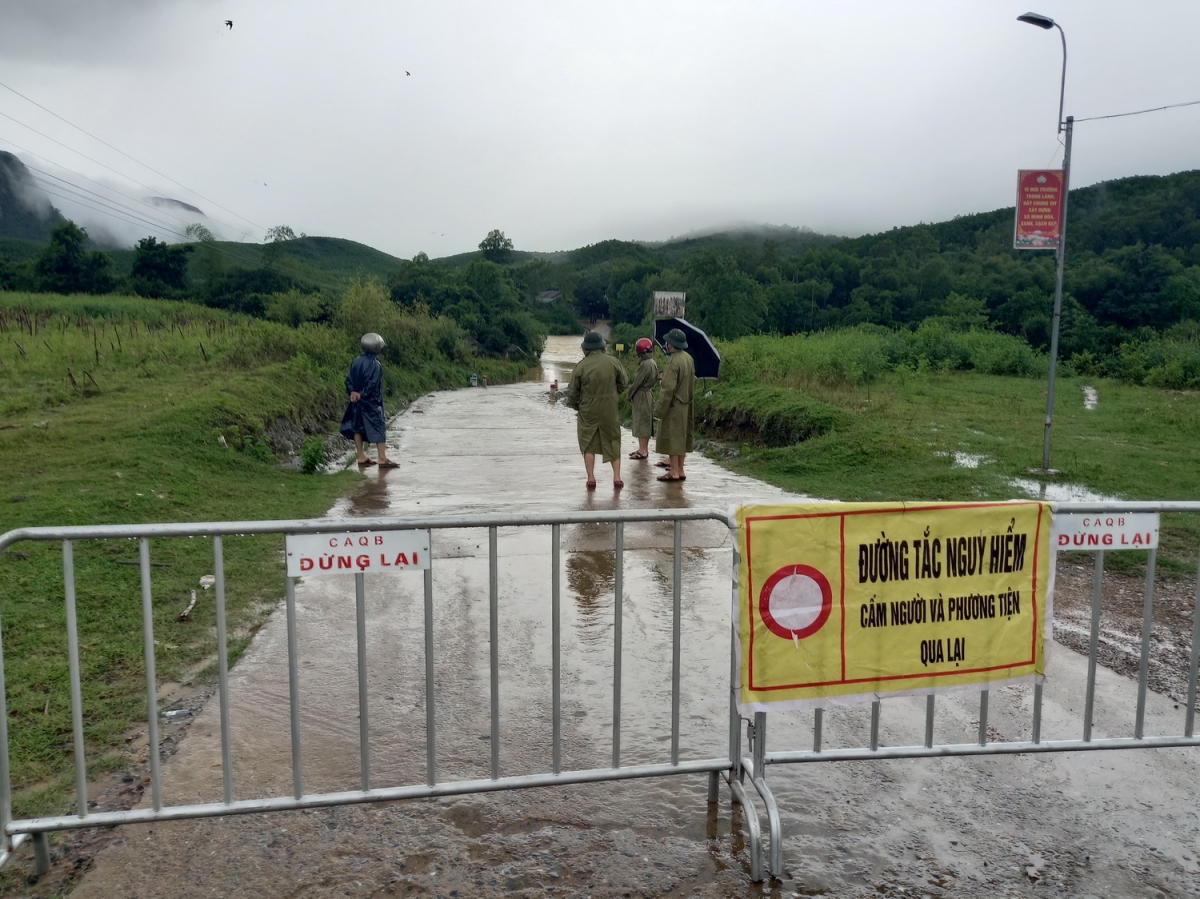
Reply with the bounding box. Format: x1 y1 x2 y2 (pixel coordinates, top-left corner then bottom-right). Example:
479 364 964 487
2 0 1199 257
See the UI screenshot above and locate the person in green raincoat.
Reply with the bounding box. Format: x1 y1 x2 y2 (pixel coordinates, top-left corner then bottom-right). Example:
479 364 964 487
626 337 658 461
654 328 695 482
566 331 628 490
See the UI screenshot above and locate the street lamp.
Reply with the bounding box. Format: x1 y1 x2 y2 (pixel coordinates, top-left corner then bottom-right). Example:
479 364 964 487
1018 11 1073 472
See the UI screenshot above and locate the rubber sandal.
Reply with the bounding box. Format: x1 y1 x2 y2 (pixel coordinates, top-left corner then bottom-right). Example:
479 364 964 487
657 474 683 482
357 458 376 466
628 452 647 460
377 460 400 469
655 460 671 469
586 480 597 490
613 480 624 489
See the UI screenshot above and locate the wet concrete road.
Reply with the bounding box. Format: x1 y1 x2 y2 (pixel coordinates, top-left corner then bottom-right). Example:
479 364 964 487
69 337 1200 898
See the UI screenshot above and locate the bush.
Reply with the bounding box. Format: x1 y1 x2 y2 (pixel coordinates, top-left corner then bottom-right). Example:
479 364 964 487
300 437 327 474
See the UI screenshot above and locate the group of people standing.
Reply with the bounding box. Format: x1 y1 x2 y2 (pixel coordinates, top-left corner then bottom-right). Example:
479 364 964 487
341 328 696 491
566 328 695 490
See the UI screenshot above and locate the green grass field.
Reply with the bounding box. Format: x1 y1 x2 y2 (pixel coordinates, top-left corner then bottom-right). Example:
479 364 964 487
700 330 1200 570
2 305 1198 824
0 290 528 821
0 295 362 815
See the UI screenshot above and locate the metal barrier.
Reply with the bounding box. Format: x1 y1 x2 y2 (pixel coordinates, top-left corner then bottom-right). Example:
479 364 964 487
3 501 1199 884
737 501 1200 878
0 509 777 880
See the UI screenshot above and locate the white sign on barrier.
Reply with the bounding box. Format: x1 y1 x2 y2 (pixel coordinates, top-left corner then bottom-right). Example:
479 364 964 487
285 530 431 577
1053 512 1159 550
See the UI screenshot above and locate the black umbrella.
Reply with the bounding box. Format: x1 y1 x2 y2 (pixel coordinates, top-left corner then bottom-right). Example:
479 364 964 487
654 317 721 379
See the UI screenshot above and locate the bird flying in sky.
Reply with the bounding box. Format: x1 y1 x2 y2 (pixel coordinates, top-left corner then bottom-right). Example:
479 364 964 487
225 20 233 30
406 71 411 76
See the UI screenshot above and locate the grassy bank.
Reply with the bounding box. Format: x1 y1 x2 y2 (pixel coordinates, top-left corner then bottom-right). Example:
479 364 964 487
699 330 1200 566
0 291 529 819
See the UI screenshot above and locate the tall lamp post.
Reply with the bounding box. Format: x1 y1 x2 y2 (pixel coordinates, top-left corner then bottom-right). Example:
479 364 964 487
1018 11 1072 472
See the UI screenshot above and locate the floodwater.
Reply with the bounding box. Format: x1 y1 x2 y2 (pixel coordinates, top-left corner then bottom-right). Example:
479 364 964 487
69 335 1200 898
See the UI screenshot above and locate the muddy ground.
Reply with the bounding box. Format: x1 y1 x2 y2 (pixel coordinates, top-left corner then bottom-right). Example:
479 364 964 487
4 351 1199 898
3 560 1196 899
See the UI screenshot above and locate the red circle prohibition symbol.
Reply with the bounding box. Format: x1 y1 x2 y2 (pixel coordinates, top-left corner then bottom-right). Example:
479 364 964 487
758 564 833 641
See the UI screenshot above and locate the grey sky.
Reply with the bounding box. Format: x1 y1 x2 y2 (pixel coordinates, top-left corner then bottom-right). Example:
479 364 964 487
2 0 1199 258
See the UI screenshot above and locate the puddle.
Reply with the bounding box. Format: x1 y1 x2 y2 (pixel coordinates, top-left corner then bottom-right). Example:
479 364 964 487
1083 386 1098 410
936 450 989 469
1008 477 1121 504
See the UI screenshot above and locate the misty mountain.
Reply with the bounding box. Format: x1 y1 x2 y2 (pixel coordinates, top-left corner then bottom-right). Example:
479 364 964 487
144 196 205 215
0 151 66 241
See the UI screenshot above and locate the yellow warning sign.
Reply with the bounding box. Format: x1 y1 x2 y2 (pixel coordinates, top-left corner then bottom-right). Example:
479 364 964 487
735 501 1052 712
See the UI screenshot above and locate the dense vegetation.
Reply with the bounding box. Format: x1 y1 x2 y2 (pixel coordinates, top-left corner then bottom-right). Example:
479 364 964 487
0 287 532 819
5 170 1200 385
701 329 1200 552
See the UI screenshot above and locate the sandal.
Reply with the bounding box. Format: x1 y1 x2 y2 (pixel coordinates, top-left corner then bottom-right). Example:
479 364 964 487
657 474 685 482
586 480 597 491
628 451 648 460
655 460 671 469
377 460 400 469
357 458 376 466
613 480 624 489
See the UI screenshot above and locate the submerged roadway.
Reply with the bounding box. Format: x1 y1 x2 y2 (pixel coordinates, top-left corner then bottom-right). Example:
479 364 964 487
67 336 1200 898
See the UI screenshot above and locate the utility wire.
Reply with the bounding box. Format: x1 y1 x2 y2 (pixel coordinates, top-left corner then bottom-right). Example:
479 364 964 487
20 164 339 286
0 78 266 234
0 119 253 242
1075 98 1200 124
24 159 208 234
30 175 190 238
32 181 191 239
22 180 349 293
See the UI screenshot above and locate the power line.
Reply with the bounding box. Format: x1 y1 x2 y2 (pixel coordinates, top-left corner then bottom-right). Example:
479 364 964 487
1075 98 1200 124
32 181 190 239
0 78 266 234
30 175 192 238
22 157 210 234
0 119 254 242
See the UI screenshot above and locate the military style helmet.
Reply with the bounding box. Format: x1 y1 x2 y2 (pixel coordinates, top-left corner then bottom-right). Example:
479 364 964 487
361 332 386 354
635 337 654 354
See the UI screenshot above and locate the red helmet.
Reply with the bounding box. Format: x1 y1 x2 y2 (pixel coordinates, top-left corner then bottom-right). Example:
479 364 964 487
635 338 654 354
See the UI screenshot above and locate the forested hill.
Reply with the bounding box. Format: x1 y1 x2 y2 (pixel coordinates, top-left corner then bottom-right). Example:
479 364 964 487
0 151 66 241
548 168 1199 364
838 169 1200 257
4 164 1200 370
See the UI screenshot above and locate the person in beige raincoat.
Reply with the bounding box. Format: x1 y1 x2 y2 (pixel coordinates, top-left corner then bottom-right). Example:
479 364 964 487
566 331 628 490
654 328 695 482
626 337 658 461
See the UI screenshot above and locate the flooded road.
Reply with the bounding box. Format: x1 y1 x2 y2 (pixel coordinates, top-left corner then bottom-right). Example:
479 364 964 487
69 336 1200 898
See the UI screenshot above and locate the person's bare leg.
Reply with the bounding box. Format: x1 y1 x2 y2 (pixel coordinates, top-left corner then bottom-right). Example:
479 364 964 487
637 437 650 457
584 453 597 484
354 434 369 463
376 441 391 464
671 454 685 479
611 457 622 487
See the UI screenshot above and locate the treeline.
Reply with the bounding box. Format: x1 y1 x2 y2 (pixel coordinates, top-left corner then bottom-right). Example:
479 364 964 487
586 172 1200 369
0 222 554 364
4 170 1200 380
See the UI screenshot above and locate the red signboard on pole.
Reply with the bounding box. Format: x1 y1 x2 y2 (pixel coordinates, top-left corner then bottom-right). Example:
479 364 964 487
1014 169 1064 250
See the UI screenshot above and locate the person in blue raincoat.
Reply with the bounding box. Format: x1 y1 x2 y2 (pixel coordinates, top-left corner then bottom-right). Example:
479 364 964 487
340 332 398 468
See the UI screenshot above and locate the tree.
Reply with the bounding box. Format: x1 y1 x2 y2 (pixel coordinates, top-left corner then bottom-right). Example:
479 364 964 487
609 280 649 327
265 225 297 243
186 222 225 288
34 221 115 295
573 267 609 321
185 223 215 242
478 229 514 264
131 236 193 297
685 250 766 339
